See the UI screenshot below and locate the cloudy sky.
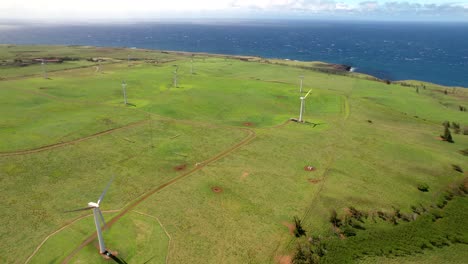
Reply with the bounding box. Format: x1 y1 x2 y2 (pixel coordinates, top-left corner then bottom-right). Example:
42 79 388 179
1 0 467 22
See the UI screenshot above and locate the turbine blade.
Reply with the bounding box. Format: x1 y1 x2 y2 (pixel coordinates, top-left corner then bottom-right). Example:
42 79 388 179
97 176 114 205
64 207 93 213
98 209 106 227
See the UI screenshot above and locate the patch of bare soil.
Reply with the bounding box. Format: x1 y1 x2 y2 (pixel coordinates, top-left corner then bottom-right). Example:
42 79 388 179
240 171 249 180
282 221 295 235
308 178 322 184
173 164 187 171
211 186 223 193
243 122 255 127
275 255 292 264
304 165 316 171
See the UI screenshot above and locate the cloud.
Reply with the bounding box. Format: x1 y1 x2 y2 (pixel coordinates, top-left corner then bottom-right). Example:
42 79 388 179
0 0 467 21
359 1 468 15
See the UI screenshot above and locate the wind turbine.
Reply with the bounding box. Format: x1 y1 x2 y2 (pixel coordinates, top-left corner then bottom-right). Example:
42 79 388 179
41 59 47 79
66 177 114 256
298 89 312 123
122 81 127 105
299 75 304 93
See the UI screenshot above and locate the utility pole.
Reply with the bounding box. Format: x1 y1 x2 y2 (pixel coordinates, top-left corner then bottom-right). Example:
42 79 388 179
299 75 304 93
127 54 130 66
122 81 127 105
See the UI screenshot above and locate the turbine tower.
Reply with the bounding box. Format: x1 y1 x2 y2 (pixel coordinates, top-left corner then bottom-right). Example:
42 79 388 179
299 89 312 123
122 81 127 105
66 177 113 255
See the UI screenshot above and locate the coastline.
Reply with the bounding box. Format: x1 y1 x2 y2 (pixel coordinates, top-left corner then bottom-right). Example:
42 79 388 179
1 43 467 90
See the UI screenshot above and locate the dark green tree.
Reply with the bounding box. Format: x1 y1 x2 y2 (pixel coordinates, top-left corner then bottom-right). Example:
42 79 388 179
294 216 307 237
441 126 454 143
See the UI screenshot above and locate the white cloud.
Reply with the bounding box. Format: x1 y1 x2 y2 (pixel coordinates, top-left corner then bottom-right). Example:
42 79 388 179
0 0 467 21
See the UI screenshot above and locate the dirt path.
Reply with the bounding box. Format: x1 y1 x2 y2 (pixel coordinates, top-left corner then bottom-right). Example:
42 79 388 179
24 210 121 264
132 211 173 264
60 128 256 264
0 119 149 157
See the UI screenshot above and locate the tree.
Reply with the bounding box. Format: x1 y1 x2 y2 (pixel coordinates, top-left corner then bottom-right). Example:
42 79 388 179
294 216 306 237
441 126 454 143
329 210 342 227
452 122 460 134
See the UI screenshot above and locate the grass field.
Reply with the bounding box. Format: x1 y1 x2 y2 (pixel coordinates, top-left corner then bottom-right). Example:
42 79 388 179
0 45 467 264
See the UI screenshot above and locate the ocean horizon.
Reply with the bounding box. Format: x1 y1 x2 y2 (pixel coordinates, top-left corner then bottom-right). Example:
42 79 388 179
1 20 467 87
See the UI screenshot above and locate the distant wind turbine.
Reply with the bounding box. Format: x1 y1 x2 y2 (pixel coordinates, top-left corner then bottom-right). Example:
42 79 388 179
299 89 312 123
65 177 127 263
122 81 128 105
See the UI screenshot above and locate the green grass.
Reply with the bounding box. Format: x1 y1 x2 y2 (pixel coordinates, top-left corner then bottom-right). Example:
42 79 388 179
29 211 169 264
0 45 467 264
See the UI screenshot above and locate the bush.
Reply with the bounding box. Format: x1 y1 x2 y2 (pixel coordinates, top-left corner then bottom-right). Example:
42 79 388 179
329 210 342 227
452 122 461 134
460 149 468 156
418 183 429 192
294 216 307 237
452 164 463 173
441 126 454 143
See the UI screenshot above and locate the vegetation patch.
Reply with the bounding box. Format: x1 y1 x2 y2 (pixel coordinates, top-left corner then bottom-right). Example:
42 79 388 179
292 178 468 264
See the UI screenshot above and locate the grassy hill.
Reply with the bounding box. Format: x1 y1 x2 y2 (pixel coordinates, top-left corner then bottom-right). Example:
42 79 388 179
0 45 467 264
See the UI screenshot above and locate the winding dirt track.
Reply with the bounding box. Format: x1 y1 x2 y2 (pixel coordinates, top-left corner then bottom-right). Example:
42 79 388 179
0 119 149 157
60 127 256 264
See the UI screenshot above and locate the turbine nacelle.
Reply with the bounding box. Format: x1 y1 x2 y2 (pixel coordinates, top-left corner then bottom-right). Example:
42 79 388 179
88 202 99 208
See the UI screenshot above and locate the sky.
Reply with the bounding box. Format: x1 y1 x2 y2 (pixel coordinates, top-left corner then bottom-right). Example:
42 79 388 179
1 0 467 22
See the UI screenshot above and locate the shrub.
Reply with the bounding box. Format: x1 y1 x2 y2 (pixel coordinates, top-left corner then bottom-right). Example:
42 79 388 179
452 122 461 134
294 216 307 237
441 126 454 143
343 227 357 237
348 206 366 222
452 164 463 173
418 183 429 192
329 210 342 227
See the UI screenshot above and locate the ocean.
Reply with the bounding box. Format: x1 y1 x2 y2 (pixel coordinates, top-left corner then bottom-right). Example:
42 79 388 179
1 20 467 87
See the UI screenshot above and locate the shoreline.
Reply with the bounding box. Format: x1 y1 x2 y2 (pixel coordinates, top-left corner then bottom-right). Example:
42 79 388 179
1 43 467 89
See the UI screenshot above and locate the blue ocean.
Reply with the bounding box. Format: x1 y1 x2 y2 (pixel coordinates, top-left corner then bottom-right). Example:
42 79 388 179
1 20 467 87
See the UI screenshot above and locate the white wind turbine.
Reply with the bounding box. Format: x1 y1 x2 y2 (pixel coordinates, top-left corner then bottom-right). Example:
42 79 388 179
66 177 114 255
298 89 312 123
122 81 128 105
